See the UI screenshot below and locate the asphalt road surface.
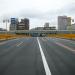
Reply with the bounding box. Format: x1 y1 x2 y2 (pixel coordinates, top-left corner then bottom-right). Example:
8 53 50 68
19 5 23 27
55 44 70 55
0 37 75 75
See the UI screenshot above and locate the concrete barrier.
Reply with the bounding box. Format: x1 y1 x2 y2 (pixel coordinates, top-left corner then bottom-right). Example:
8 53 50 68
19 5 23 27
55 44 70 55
48 34 75 39
0 34 31 40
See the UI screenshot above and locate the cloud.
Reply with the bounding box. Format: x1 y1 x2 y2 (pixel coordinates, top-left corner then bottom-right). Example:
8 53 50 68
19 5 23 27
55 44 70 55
0 0 75 29
1 0 75 20
1 2 75 21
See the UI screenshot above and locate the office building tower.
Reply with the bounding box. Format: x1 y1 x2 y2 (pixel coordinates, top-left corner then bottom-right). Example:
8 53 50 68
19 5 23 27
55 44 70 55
58 16 71 30
10 18 18 31
17 18 29 30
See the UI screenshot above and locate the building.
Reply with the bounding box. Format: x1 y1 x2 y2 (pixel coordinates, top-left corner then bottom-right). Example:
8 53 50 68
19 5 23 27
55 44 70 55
17 18 29 30
10 18 18 31
0 28 7 31
43 26 56 30
31 27 44 30
68 23 75 30
31 26 56 30
44 22 49 27
58 16 71 30
71 24 75 30
43 22 56 30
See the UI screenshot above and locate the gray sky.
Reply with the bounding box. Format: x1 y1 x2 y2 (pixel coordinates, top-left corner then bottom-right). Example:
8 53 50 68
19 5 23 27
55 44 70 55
0 0 75 30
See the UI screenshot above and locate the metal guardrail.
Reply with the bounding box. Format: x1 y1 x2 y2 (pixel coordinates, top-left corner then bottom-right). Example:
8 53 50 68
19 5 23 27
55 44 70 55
0 30 75 34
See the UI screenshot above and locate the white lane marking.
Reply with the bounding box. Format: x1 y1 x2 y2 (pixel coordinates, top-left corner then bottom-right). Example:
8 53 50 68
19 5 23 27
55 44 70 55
42 38 47 42
55 42 75 52
16 42 23 47
0 41 7 45
37 37 51 75
53 38 75 44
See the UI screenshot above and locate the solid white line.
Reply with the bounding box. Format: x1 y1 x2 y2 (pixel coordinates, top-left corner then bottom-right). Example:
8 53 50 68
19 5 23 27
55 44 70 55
37 37 51 75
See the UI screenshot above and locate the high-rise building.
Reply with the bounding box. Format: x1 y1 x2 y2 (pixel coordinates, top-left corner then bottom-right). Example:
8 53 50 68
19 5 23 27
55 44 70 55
10 18 18 31
17 18 29 30
58 16 71 30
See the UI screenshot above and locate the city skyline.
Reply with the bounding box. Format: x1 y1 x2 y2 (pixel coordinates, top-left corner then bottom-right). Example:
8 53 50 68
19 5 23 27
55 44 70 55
0 0 75 30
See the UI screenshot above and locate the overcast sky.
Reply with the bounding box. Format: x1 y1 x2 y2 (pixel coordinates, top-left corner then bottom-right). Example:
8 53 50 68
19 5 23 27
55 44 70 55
0 0 75 30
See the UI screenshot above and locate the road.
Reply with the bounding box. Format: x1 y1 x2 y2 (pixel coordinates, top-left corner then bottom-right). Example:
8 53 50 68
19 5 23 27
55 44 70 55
0 37 75 75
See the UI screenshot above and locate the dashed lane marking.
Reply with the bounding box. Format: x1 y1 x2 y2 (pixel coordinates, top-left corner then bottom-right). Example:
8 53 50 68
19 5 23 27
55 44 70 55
37 37 51 75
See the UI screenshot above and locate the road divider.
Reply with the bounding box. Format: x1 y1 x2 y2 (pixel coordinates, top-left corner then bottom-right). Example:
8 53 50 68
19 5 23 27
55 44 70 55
0 34 31 41
48 34 75 40
37 37 51 75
